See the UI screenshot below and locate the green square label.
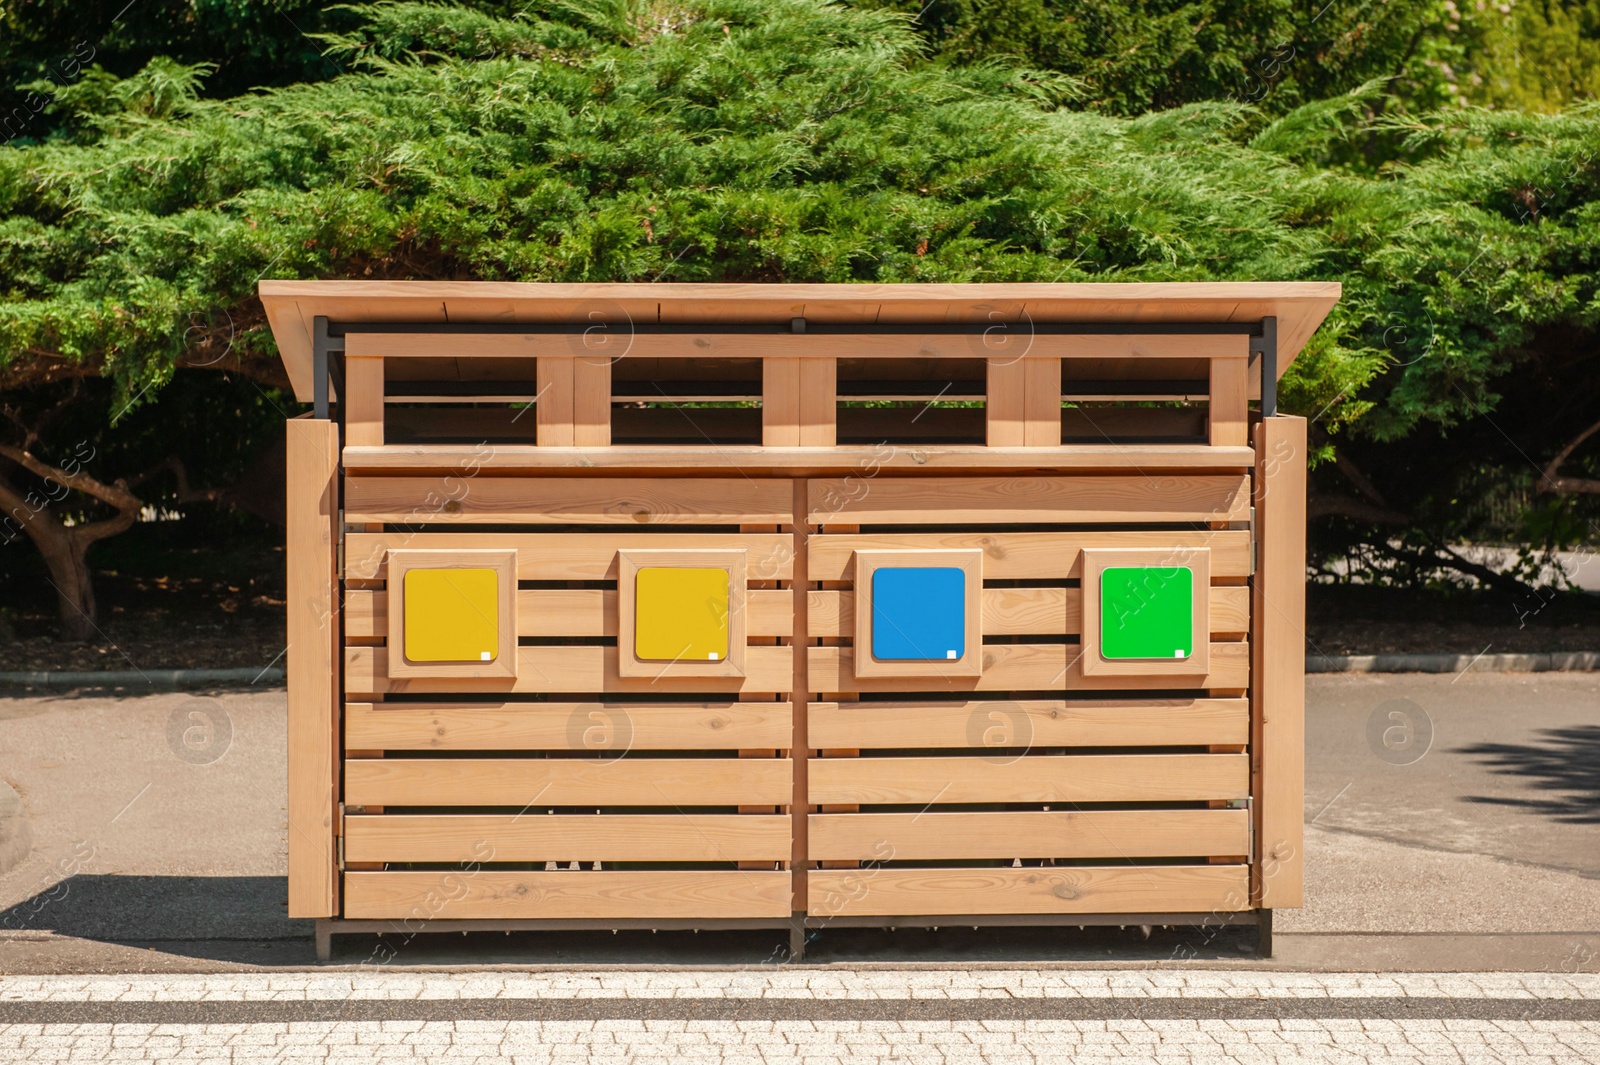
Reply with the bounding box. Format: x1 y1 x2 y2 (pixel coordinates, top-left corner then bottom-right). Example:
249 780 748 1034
1101 566 1194 660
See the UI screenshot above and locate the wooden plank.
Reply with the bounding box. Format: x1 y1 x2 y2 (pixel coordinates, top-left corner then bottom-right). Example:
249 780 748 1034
346 477 793 525
762 357 801 446
986 357 1026 446
808 531 1250 581
342 444 1258 473
535 355 574 446
808 753 1248 804
573 356 611 446
346 814 790 863
344 357 385 447
345 701 793 751
345 757 793 806
807 475 1251 525
345 533 794 581
345 587 793 638
1254 415 1307 910
808 586 1249 638
284 417 340 918
807 642 1249 693
798 358 837 446
809 810 1249 862
807 865 1249 918
1208 356 1249 447
1024 356 1062 446
345 645 793 695
808 698 1249 749
345 870 792 920
1066 334 1249 361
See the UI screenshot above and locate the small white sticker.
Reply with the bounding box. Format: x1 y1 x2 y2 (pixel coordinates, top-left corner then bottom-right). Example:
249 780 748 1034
481 651 492 661
1173 650 1184 658
708 652 719 661
947 650 958 659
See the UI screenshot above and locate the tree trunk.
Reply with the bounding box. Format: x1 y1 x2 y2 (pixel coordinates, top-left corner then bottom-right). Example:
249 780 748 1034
17 517 99 642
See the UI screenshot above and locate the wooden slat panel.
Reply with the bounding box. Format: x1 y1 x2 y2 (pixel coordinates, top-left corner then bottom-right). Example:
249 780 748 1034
573 356 611 446
807 642 1249 693
1024 356 1062 446
1254 415 1307 909
346 814 790 863
808 698 1249 749
535 355 574 446
809 810 1249 861
1208 356 1249 447
1067 335 1250 361
986 357 1026 446
346 477 793 525
807 586 1249 638
808 753 1248 804
762 357 801 446
808 475 1250 525
284 417 340 918
807 531 1250 581
345 588 793 638
798 357 837 446
344 357 385 447
343 444 1257 473
345 533 794 581
345 701 793 751
345 870 792 920
345 757 793 806
345 645 793 695
806 865 1248 917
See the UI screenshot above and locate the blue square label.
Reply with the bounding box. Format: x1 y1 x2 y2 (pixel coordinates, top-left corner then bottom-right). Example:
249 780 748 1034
872 567 966 661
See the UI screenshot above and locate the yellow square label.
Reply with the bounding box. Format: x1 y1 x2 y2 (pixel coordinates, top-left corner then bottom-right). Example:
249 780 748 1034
635 568 730 662
403 568 499 663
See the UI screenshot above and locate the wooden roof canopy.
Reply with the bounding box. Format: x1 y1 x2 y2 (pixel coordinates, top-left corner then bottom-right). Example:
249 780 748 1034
260 281 1341 404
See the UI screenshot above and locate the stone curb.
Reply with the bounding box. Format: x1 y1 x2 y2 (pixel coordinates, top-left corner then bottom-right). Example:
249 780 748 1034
0 654 1596 690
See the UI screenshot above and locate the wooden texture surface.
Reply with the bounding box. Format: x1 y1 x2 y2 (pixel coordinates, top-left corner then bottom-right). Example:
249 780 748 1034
345 814 790 863
344 870 793 920
535 355 574 447
1254 415 1307 909
345 476 792 525
345 757 793 806
807 753 1248 804
807 475 1251 525
807 641 1249 693
344 701 793 751
807 698 1249 749
345 645 793 695
807 531 1251 581
807 865 1249 917
285 417 340 918
1208 356 1249 448
344 532 794 581
808 809 1249 861
343 357 385 448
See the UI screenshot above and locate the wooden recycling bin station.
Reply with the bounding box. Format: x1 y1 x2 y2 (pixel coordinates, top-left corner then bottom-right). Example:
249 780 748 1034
262 280 1339 961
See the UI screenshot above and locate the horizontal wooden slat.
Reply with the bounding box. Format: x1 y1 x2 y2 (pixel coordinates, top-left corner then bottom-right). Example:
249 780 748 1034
345 814 790 863
806 865 1248 917
346 588 792 639
807 642 1249 693
345 701 793 751
808 753 1247 804
345 757 793 806
342 444 1258 474
345 870 792 920
345 645 793 695
809 810 1249 862
808 586 1248 638
806 532 1249 581
347 332 1249 362
808 698 1248 749
346 476 792 525
809 475 1250 525
345 533 794 581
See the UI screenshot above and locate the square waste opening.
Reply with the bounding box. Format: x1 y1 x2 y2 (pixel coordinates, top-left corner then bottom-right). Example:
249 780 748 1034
1100 566 1195 660
871 566 966 661
403 568 500 663
635 567 731 662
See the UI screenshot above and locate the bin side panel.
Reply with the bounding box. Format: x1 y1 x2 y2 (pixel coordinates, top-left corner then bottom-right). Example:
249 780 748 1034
285 417 340 918
1252 415 1307 909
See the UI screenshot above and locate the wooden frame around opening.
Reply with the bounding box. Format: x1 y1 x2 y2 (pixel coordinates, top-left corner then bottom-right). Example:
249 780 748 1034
852 549 983 679
616 548 749 680
1080 547 1211 679
385 548 518 680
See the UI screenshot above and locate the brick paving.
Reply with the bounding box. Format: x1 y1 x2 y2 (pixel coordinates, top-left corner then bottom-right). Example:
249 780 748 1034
0 971 1596 1062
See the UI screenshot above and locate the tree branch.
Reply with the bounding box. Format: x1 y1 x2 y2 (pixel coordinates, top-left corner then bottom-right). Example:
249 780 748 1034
1537 416 1600 496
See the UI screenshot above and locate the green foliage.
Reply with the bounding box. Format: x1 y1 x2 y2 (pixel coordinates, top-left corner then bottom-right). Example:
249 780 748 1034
1453 0 1600 112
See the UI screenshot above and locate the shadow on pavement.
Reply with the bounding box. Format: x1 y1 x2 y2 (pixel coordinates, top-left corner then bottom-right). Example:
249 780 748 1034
1455 725 1600 824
